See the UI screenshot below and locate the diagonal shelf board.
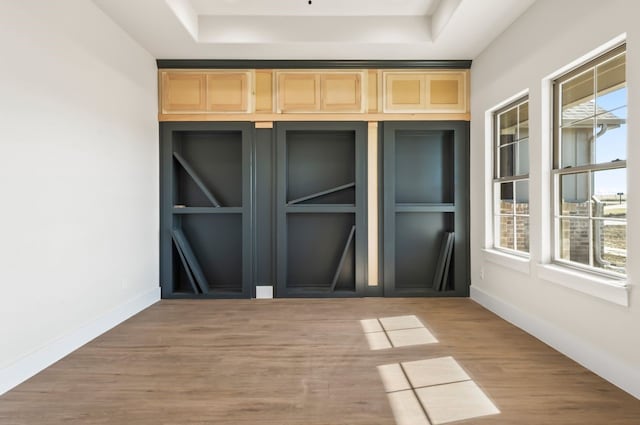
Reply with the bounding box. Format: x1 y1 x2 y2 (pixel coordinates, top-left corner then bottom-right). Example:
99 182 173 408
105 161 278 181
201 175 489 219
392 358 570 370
171 234 201 294
439 232 455 291
173 152 222 208
432 232 454 291
171 229 210 294
330 225 357 291
287 182 355 205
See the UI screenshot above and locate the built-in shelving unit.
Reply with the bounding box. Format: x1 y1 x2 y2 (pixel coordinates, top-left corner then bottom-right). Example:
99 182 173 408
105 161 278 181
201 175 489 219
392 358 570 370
383 121 469 296
160 122 252 298
276 122 367 296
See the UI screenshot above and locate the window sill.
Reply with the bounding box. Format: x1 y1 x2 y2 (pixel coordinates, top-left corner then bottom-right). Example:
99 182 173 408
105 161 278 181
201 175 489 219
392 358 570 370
536 264 629 306
482 249 531 275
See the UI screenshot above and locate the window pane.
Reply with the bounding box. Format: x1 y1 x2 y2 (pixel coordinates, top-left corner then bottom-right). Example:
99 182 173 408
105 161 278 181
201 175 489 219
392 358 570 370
593 219 626 272
499 144 514 177
516 216 529 253
515 180 529 215
592 168 626 219
554 48 626 275
500 182 513 214
559 218 590 265
595 108 626 163
596 53 625 111
560 124 593 168
561 69 595 127
515 139 529 175
560 173 589 215
499 215 514 250
499 107 517 145
518 102 528 140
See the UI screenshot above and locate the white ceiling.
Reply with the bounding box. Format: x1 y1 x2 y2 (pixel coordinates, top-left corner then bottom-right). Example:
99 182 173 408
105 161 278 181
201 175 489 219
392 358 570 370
189 0 443 16
92 0 537 60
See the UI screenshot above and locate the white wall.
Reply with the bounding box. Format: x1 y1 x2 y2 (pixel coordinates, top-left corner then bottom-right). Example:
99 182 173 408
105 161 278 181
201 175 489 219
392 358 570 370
0 0 159 390
470 0 640 397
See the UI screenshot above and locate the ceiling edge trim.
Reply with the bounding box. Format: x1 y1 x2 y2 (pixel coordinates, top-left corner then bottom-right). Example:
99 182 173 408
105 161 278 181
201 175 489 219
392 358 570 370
156 59 472 69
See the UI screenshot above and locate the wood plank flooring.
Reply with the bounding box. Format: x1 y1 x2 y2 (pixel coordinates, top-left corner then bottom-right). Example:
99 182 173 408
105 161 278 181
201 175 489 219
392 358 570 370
1 298 639 424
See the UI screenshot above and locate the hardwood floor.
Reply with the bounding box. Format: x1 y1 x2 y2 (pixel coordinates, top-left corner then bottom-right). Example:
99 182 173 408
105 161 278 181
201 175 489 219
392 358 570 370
1 298 638 424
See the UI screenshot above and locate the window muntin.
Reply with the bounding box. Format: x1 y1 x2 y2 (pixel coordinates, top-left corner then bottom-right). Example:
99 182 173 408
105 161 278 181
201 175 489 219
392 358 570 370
494 98 529 254
553 45 626 276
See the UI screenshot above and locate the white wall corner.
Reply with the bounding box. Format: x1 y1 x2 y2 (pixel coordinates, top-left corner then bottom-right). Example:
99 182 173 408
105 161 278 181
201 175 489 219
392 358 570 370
0 287 160 396
165 0 199 41
471 286 640 400
430 0 462 41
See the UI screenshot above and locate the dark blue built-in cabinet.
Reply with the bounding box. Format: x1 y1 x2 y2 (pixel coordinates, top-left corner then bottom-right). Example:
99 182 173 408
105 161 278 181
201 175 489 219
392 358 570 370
159 121 468 298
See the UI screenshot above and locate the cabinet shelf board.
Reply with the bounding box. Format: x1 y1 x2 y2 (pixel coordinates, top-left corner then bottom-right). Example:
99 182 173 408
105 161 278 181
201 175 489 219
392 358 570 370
288 182 355 205
171 229 210 294
395 204 455 213
285 205 356 213
330 225 356 291
173 207 243 214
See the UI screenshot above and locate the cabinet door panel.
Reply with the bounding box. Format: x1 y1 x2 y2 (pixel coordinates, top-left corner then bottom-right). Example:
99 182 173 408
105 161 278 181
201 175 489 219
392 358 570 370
161 72 207 113
384 73 426 111
426 72 468 113
321 73 363 112
277 73 320 112
206 72 250 112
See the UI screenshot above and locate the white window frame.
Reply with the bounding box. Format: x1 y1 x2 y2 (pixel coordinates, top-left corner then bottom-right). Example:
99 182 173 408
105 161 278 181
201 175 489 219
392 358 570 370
551 44 627 279
493 97 530 257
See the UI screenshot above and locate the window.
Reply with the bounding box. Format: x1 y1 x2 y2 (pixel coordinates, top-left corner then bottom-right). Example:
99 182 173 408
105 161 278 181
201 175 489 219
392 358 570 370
493 98 529 254
553 44 626 276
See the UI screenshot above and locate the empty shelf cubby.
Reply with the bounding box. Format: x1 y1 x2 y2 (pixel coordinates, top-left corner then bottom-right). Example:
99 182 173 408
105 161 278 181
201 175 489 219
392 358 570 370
286 130 356 205
173 130 243 208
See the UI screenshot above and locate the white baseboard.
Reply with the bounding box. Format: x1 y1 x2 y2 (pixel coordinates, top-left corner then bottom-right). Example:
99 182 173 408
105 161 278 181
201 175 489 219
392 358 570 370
470 286 640 400
0 286 160 396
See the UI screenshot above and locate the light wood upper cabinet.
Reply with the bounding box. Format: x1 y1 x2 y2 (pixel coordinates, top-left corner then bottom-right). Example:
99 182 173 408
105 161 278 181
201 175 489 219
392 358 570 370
158 68 470 118
277 73 320 112
383 70 468 113
161 72 207 113
425 72 468 112
277 71 364 113
160 70 251 114
206 72 250 112
385 73 426 111
320 73 363 112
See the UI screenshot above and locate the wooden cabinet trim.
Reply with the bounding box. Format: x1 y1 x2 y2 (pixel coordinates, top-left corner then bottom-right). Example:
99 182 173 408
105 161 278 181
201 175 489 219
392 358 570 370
255 70 275 113
159 112 471 122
